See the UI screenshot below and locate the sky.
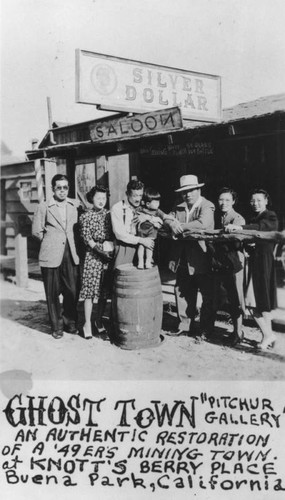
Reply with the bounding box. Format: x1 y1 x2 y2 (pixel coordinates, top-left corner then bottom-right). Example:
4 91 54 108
1 0 285 157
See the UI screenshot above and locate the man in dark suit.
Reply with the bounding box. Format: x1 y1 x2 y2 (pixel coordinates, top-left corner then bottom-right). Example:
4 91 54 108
166 175 215 340
32 174 80 339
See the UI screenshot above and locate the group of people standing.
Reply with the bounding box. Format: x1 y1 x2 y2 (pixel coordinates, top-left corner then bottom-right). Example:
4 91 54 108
32 173 278 352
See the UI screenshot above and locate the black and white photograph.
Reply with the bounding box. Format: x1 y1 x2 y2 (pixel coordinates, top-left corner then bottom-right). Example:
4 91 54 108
1 1 285 498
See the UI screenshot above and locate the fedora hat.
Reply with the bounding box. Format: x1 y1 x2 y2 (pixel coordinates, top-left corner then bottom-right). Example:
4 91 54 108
175 174 205 192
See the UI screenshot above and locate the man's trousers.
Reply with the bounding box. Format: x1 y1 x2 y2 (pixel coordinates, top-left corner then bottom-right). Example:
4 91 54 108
41 242 79 333
174 265 215 334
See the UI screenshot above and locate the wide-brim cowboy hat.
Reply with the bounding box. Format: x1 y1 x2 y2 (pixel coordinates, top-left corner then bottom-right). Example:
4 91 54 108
175 174 205 192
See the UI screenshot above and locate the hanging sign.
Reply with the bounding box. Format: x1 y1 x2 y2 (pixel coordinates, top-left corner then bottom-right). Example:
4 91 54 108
89 107 183 143
76 50 221 123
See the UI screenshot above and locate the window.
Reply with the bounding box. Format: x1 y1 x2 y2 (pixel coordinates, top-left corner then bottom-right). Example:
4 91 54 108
19 181 32 200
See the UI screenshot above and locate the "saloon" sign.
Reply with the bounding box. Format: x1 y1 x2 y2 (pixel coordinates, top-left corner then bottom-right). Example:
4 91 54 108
76 50 221 123
89 107 183 143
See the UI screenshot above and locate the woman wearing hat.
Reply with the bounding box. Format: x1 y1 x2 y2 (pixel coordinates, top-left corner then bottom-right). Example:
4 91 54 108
166 174 215 340
226 189 278 351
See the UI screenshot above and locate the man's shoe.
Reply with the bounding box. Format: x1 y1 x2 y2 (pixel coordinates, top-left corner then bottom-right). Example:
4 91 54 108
51 330 64 339
166 324 189 336
64 324 79 335
166 329 184 337
194 332 208 343
230 330 244 346
187 323 198 337
231 317 244 346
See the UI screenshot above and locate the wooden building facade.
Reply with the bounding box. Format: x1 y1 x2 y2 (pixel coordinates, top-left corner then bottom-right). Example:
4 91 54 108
0 145 57 257
27 94 285 231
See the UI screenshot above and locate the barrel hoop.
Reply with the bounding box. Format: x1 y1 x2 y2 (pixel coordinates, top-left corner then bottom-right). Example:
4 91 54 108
113 338 162 350
114 282 160 289
113 291 162 299
114 320 161 327
115 267 158 275
115 277 161 285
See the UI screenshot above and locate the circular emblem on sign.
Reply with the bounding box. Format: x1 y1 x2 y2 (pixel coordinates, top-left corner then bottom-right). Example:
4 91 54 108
91 64 117 95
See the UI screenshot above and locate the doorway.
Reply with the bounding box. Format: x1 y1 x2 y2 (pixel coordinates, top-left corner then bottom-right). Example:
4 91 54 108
140 156 186 212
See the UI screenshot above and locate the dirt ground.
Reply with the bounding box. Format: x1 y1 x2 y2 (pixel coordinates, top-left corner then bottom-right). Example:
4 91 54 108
0 275 285 382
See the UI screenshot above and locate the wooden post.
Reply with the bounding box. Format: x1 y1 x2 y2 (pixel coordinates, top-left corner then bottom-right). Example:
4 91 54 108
66 157 76 197
15 232 28 287
34 159 45 202
107 154 130 208
1 180 6 255
47 96 53 128
44 159 57 200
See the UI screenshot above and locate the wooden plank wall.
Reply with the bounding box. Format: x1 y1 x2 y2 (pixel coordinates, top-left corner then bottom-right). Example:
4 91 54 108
4 174 40 255
1 159 65 257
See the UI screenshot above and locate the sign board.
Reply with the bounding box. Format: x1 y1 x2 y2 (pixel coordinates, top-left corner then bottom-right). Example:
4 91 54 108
140 141 214 157
89 107 183 143
76 50 222 123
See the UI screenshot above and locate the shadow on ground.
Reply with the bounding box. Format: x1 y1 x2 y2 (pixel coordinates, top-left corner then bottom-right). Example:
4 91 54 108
0 299 50 335
162 307 285 363
1 296 285 365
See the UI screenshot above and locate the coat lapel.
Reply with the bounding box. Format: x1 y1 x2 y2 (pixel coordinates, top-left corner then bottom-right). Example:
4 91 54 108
191 206 199 221
66 201 74 231
178 202 187 223
48 199 66 230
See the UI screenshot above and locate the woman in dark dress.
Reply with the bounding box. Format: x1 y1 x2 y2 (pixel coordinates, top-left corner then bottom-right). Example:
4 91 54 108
226 189 278 351
79 186 114 339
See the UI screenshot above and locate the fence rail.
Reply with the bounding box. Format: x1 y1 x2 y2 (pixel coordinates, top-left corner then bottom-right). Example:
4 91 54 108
161 228 285 243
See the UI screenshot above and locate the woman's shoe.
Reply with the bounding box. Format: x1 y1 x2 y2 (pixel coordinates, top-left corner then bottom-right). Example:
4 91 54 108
94 321 108 341
257 334 276 351
94 321 107 336
230 330 244 347
82 326 92 340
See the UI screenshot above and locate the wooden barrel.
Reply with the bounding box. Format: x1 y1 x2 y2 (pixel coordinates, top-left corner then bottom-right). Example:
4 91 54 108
112 264 163 349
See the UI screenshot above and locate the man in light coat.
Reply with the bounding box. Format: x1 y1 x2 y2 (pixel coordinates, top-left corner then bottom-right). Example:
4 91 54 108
167 175 215 340
32 174 80 339
111 180 155 268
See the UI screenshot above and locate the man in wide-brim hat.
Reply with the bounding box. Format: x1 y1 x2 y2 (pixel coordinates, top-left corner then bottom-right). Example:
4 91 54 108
166 174 215 340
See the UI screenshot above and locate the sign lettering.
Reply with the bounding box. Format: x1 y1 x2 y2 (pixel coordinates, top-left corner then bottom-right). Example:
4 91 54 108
89 107 183 143
76 50 221 122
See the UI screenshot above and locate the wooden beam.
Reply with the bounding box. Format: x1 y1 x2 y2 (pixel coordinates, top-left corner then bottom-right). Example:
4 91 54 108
182 229 285 242
44 159 57 200
161 228 285 242
15 232 28 287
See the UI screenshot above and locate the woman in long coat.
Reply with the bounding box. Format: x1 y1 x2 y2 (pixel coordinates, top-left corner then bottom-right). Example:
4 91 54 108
211 187 245 346
226 189 278 350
